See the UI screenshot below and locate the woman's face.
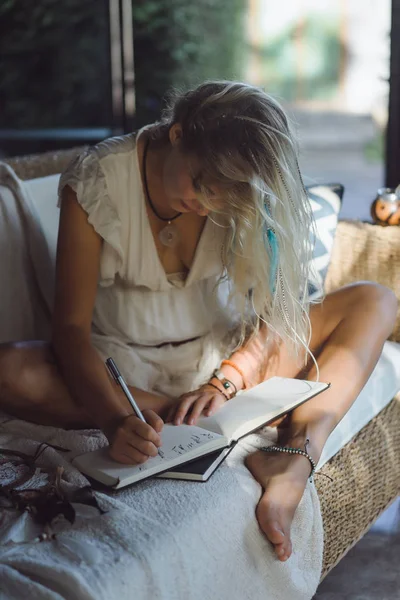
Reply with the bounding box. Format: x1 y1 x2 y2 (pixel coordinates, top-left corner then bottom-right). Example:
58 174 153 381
161 124 220 216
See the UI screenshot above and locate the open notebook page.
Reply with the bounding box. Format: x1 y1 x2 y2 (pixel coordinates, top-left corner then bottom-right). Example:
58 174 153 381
196 377 329 442
73 423 228 488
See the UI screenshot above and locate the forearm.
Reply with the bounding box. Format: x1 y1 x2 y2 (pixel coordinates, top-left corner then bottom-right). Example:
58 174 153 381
217 323 270 391
52 327 129 430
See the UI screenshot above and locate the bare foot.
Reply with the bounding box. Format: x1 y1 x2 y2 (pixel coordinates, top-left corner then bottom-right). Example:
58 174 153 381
245 449 312 562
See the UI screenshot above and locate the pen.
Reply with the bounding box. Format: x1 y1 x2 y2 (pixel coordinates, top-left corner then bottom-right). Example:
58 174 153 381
105 356 162 457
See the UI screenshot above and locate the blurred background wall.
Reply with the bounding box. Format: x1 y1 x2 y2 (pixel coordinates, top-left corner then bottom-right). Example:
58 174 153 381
0 0 398 220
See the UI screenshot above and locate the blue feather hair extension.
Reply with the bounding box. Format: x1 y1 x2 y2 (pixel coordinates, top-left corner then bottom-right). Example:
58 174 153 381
266 228 278 293
264 203 279 293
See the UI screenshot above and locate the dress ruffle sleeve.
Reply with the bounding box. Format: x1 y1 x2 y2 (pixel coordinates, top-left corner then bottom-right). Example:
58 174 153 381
57 148 124 287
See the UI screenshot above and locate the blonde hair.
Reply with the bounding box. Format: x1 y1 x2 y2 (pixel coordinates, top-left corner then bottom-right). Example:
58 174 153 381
152 80 320 368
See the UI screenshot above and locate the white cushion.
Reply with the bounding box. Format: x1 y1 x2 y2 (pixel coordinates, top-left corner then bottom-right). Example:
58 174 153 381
0 160 59 341
23 174 61 272
317 340 400 469
0 184 39 341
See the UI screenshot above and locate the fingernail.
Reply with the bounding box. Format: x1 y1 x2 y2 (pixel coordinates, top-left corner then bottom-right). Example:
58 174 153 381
175 418 181 425
277 547 285 557
207 410 212 416
188 419 193 425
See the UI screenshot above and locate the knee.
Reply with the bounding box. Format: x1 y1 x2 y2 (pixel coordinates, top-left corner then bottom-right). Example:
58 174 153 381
0 348 28 403
0 345 50 407
355 281 397 310
350 282 398 327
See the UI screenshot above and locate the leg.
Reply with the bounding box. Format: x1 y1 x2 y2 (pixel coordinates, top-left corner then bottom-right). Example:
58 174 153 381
0 341 94 428
0 341 174 428
245 282 398 560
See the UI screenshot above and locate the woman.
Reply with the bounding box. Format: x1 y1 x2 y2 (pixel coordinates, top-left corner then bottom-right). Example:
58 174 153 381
0 81 396 563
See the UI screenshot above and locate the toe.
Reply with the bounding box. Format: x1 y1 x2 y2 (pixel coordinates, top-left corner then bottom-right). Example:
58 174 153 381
256 499 292 560
278 538 292 561
275 543 286 560
258 514 285 545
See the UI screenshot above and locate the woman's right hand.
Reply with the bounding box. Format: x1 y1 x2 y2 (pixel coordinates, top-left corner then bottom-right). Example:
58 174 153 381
106 410 164 464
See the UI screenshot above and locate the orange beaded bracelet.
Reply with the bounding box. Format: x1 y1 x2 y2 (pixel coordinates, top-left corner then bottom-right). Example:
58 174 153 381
220 359 247 389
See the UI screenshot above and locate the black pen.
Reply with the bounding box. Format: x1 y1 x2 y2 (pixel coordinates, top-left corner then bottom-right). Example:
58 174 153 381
105 357 162 457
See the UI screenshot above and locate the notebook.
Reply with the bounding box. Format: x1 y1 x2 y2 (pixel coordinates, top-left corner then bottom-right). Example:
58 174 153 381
156 447 234 482
72 376 329 488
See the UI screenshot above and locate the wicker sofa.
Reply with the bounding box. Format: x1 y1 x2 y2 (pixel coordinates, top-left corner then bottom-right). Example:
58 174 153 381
4 147 400 582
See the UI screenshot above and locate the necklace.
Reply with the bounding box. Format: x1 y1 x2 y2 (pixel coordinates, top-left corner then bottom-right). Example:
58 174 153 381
143 138 182 247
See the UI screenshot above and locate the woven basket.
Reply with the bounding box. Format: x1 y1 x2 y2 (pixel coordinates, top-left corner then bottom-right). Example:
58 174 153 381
316 395 400 579
4 149 400 582
325 220 400 343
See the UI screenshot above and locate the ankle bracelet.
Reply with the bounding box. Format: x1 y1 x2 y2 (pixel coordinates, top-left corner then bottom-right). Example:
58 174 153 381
261 439 316 481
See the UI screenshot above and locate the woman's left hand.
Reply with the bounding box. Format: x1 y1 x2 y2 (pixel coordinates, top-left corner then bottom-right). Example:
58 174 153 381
166 384 228 426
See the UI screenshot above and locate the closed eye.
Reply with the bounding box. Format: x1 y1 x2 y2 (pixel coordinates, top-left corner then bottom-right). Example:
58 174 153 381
192 178 201 192
192 177 214 197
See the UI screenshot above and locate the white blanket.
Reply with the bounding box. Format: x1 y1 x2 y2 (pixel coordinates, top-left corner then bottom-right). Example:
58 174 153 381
0 162 323 600
0 419 323 600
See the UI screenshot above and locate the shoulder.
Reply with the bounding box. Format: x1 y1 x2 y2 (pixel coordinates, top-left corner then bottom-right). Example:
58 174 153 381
57 133 138 211
84 126 156 186
59 129 143 197
58 125 156 213
92 124 155 164
91 131 137 164
61 125 153 179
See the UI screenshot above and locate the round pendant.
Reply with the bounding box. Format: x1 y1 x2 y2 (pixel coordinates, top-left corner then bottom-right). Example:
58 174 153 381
159 223 180 247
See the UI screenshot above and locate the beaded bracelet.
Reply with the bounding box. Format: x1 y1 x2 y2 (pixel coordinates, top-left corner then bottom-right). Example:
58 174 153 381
221 359 248 389
261 438 316 481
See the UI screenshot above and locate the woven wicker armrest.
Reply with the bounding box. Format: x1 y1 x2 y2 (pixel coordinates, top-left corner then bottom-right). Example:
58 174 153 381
325 220 400 342
319 220 400 578
4 146 87 181
317 395 400 579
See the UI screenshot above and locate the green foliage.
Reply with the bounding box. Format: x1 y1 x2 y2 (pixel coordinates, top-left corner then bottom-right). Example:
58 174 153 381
255 15 343 103
132 0 246 125
364 131 385 163
0 0 111 128
0 0 246 131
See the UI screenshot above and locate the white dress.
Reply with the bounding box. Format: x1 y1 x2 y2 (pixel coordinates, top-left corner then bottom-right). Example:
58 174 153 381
58 131 240 398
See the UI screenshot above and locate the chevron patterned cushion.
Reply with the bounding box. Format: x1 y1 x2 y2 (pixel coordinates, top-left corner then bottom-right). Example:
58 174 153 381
307 184 344 300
